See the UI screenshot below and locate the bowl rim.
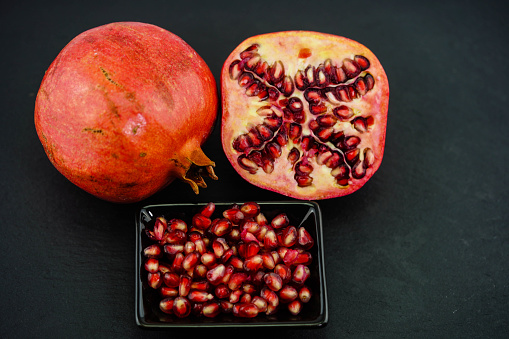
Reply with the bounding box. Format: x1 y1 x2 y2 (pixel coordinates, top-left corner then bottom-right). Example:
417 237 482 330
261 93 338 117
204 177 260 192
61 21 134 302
135 201 328 328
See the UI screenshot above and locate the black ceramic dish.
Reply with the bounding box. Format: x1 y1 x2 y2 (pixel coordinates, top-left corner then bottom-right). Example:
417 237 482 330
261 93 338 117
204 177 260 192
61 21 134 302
135 201 328 328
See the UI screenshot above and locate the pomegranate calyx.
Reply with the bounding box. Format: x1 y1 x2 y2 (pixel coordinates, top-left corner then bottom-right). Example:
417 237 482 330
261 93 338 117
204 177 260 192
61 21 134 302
179 148 218 194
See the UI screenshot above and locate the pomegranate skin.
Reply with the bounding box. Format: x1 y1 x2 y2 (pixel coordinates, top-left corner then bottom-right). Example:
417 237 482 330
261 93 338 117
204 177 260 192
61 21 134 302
221 31 389 200
35 22 218 203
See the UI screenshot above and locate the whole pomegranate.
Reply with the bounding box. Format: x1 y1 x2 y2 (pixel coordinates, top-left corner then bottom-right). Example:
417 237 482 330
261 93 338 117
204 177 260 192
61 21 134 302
221 31 389 200
35 22 218 203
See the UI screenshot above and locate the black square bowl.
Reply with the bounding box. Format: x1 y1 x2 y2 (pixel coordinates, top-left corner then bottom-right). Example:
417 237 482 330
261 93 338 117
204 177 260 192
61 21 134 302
135 201 328 328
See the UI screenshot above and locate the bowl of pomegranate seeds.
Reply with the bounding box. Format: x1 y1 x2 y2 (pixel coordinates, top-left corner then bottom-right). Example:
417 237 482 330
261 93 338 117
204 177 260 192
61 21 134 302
135 201 328 328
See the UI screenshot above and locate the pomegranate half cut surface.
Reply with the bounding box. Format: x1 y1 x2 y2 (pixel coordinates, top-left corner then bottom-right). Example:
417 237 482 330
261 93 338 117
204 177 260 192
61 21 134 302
221 31 389 200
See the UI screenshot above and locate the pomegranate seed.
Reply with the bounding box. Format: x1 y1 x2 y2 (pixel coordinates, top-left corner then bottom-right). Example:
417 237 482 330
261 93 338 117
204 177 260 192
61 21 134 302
158 263 171 274
214 284 231 299
160 287 178 298
283 248 299 266
163 272 180 287
147 272 162 289
182 252 199 271
280 226 298 247
144 258 159 273
264 229 278 249
179 274 192 297
192 214 211 230
190 280 210 291
229 289 243 303
193 264 208 278
141 203 316 320
220 301 234 313
238 302 259 318
188 290 214 303
279 285 298 303
153 217 167 241
252 296 268 312
172 296 191 318
200 252 216 268
228 272 249 290
240 293 252 304
210 218 232 237
292 264 311 285
168 218 187 233
243 254 263 272
222 264 234 284
143 244 162 258
299 285 312 303
271 213 289 229
240 202 260 218
164 243 184 256
264 272 283 291
298 226 315 249
223 208 245 224
274 264 292 283
159 298 174 314
171 252 184 272
295 251 313 265
261 252 276 270
202 301 221 318
206 264 226 285
199 202 215 217
288 300 302 315
260 287 279 307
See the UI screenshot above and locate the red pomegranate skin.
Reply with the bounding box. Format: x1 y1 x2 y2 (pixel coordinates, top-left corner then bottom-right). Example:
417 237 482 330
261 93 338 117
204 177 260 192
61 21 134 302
35 22 218 203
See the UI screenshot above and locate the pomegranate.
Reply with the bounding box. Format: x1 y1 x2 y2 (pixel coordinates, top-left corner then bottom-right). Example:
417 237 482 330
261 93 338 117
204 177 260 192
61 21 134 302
221 31 389 200
34 22 218 203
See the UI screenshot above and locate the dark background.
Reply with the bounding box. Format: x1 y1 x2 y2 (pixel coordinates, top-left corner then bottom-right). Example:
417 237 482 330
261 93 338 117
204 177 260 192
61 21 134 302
1 0 508 337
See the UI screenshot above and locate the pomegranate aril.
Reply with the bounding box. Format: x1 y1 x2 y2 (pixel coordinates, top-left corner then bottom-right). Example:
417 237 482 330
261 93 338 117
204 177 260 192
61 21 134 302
335 85 351 102
153 217 167 241
342 58 361 78
288 123 302 142
252 296 268 312
363 147 375 168
200 252 216 268
260 287 279 307
280 226 298 247
229 60 243 80
192 214 211 230
279 75 295 97
352 160 366 179
298 226 315 249
233 134 251 153
299 285 312 303
240 292 252 304
202 301 221 318
264 229 278 249
365 73 375 90
238 72 254 88
345 148 360 166
294 70 308 91
229 289 243 303
324 151 344 169
194 264 208 279
269 60 285 83
332 105 353 120
238 302 259 318
164 243 184 256
265 141 282 159
243 254 263 272
172 297 191 318
264 272 283 291
223 208 245 224
256 123 274 141
159 298 174 314
283 248 299 266
188 290 213 303
254 60 269 79
305 65 316 86
190 280 210 291
165 230 186 244
143 244 162 258
315 65 329 87
271 213 289 229
274 264 292 283
215 284 231 299
261 252 276 270
288 300 302 315
220 301 234 313
295 252 313 265
222 264 234 284
295 161 313 176
163 272 180 287
147 272 162 289
309 102 327 115
206 264 226 285
245 53 261 70
303 88 322 103
354 55 370 70
263 114 283 131
315 127 334 142
292 264 311 285
182 252 199 271
179 274 192 297
288 147 300 165
168 219 188 233
279 284 298 303
144 258 159 273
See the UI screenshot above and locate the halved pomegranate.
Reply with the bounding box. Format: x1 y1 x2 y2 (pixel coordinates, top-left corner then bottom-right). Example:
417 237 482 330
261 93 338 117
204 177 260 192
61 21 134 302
221 31 389 200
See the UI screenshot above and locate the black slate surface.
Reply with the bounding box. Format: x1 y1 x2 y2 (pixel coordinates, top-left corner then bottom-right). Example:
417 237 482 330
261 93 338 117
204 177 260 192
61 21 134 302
1 0 508 337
